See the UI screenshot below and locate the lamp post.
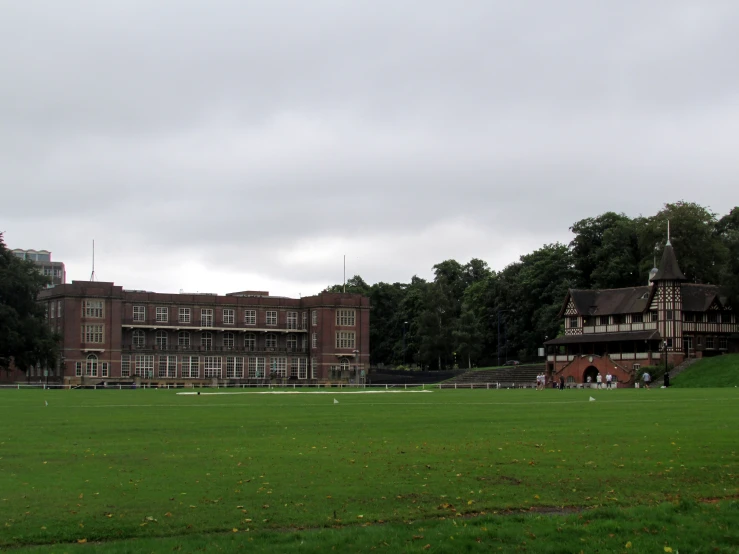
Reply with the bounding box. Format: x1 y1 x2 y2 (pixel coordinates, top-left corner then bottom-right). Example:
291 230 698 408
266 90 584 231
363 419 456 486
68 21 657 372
663 340 669 387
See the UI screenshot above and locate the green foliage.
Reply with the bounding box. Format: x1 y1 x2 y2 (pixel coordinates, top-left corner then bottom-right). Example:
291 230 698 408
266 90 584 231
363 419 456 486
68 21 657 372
0 234 60 373
323 204 738 368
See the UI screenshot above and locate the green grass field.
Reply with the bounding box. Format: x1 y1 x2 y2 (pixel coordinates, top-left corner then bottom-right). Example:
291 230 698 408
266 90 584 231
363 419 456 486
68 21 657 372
1 387 738 552
672 354 739 388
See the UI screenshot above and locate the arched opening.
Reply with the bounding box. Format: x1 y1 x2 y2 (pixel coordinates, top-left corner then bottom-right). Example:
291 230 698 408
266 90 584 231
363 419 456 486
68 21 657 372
583 366 599 384
86 354 98 377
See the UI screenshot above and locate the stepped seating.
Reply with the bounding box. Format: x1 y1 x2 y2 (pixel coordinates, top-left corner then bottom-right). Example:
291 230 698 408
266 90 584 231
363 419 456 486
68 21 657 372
669 356 700 380
442 365 545 389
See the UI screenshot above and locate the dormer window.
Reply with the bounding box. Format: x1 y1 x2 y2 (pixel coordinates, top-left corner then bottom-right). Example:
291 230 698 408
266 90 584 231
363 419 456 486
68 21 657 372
569 317 578 328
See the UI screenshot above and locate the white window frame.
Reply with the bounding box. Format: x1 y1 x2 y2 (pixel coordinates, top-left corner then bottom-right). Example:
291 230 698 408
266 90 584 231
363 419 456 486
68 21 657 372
83 324 104 343
101 362 109 378
248 357 265 378
223 308 235 325
156 307 169 323
182 356 199 378
226 356 244 378
265 333 277 349
201 309 214 327
298 358 307 379
132 329 146 348
134 354 155 378
266 311 278 326
203 356 222 378
311 357 317 379
290 357 299 378
75 362 82 377
244 333 256 351
201 331 213 350
50 302 56 319
302 312 308 329
312 332 317 349
336 309 356 327
178 331 190 348
155 330 168 349
83 300 103 318
335 331 356 349
287 312 298 329
244 310 256 325
179 307 191 323
270 356 287 377
223 332 235 350
121 355 131 377
312 310 317 326
287 334 298 351
158 355 177 378
86 354 98 377
133 305 146 322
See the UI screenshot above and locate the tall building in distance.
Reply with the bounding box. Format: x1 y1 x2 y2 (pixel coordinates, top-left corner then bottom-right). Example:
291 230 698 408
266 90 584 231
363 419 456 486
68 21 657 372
12 249 66 287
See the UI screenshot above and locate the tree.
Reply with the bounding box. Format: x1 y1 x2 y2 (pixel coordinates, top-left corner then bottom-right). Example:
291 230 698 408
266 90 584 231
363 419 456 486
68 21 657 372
0 234 60 375
716 207 739 307
570 212 636 288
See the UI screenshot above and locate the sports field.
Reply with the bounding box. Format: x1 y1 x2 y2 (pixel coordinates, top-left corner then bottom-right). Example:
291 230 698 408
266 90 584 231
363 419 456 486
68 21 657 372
1 387 738 552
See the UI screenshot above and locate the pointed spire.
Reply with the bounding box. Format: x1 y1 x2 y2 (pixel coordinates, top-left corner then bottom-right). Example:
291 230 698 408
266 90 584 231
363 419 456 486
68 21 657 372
666 220 671 246
652 232 686 282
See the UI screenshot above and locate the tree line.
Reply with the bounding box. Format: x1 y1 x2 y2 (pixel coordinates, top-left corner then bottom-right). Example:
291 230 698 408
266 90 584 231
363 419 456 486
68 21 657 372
325 202 739 370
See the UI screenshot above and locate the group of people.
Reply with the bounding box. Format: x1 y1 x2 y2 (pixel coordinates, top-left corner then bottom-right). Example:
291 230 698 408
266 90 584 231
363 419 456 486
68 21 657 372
536 373 566 390
585 372 616 388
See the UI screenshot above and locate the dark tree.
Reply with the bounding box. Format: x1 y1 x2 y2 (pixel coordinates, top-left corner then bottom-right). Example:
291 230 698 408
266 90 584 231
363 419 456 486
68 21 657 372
0 234 60 375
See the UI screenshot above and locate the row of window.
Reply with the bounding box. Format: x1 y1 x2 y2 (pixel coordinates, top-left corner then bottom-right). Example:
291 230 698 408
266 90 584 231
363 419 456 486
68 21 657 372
118 355 316 379
684 336 728 350
46 300 64 319
570 311 736 328
127 330 357 350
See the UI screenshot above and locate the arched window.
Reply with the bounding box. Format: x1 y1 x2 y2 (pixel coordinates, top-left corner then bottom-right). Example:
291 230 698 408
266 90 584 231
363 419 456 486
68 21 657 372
287 334 298 351
155 330 168 349
178 331 190 348
132 330 146 348
245 333 256 351
340 357 350 373
265 333 277 349
223 332 234 350
86 354 98 377
201 331 213 350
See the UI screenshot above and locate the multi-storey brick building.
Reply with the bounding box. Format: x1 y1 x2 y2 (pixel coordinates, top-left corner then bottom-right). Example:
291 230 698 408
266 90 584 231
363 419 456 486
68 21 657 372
11 248 66 287
544 239 738 386
12 281 369 386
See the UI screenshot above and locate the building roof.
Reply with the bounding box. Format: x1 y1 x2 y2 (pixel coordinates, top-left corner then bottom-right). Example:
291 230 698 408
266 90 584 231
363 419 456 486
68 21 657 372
563 286 652 316
544 330 661 346
680 283 724 312
652 243 686 281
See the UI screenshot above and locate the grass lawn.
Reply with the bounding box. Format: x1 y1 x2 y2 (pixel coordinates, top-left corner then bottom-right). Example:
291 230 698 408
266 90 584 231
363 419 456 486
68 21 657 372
672 354 739 388
1 387 738 552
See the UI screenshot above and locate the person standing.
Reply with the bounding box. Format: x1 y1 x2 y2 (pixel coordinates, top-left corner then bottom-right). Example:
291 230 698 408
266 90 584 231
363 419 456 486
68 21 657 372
596 373 602 389
606 373 612 389
559 375 565 390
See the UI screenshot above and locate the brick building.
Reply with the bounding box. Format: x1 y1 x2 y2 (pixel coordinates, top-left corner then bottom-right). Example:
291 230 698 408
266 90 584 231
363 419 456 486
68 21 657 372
8 281 369 386
544 239 738 386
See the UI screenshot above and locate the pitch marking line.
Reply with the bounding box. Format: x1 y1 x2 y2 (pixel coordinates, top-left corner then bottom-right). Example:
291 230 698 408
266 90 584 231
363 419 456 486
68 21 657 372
176 389 434 395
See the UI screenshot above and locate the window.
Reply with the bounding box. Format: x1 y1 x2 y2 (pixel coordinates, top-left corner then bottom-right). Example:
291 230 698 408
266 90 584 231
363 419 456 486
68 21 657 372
697 336 702 347
45 304 49 319
178 331 190 348
311 357 317 379
182 356 199 378
86 354 98 377
270 357 287 377
179 308 191 323
287 312 298 329
83 324 104 343
223 332 235 349
684 312 695 322
223 309 235 325
265 333 277 349
201 309 214 327
248 357 265 378
156 307 169 322
121 355 131 377
201 331 213 350
683 336 693 350
298 358 307 380
58 300 63 317
75 362 82 377
266 311 277 326
312 332 317 349
302 335 308 351
204 356 222 378
569 317 578 328
83 300 103 318
613 315 624 325
290 358 299 378
132 330 146 348
244 333 256 351
650 311 658 322
707 312 718 323
50 302 56 319
312 310 317 326
665 338 673 348
632 313 643 323
335 331 356 349
158 355 177 378
101 362 109 378
155 330 168 349
133 306 146 322
336 309 356 326
302 312 308 329
666 310 673 321
134 354 155 377
598 316 609 326
633 364 640 371
719 337 728 350
340 358 350 373
706 336 714 349
244 310 256 325
287 334 298 351
226 356 244 378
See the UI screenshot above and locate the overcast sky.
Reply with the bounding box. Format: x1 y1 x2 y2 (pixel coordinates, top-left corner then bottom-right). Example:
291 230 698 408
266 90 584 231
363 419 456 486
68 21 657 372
2 1 738 297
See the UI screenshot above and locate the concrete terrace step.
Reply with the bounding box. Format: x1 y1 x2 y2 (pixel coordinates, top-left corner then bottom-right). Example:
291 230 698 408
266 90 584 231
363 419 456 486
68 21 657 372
669 357 700 379
445 365 546 385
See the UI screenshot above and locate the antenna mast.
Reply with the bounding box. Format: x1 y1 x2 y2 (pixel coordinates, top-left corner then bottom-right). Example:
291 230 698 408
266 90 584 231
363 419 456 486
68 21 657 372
343 254 346 293
90 240 96 281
